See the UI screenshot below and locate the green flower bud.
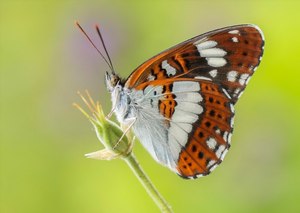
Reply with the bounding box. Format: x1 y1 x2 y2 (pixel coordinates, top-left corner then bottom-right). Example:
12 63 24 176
74 90 132 160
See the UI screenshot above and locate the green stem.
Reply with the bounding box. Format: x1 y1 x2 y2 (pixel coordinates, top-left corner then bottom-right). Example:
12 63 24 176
124 153 173 213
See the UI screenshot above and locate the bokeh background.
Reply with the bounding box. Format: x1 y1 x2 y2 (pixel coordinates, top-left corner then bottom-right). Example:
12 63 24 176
1 0 300 212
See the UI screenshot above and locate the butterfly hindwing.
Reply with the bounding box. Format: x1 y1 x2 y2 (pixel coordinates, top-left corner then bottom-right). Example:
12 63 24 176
174 80 234 178
133 79 234 178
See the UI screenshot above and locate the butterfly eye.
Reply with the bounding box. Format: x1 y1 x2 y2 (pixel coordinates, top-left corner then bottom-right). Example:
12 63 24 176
111 74 120 86
105 72 121 92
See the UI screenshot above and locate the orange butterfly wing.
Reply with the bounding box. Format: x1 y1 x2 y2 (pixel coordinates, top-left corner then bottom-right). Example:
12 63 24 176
126 24 264 104
124 24 264 178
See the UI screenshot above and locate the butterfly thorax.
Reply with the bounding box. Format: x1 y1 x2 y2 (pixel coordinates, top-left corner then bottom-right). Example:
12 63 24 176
106 73 136 124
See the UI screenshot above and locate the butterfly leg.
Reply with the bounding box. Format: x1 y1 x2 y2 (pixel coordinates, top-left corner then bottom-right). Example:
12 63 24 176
106 106 116 119
125 135 136 156
106 88 121 119
113 117 137 151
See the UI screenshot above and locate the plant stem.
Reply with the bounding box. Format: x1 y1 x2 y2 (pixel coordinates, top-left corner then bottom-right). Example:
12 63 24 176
124 153 173 213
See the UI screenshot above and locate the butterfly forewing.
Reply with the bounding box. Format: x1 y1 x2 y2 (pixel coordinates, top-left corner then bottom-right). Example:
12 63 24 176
126 24 264 104
121 24 264 179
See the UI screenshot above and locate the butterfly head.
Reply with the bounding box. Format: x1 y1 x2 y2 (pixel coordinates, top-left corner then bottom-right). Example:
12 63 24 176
105 71 121 92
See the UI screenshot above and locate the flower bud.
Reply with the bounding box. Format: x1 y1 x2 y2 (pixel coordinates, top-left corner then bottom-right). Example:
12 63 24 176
74 91 131 160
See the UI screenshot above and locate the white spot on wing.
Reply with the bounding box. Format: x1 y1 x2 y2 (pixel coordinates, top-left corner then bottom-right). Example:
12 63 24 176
230 117 234 128
209 69 218 78
239 73 249 85
216 145 226 158
228 30 239 34
173 81 200 93
147 74 155 81
207 160 216 168
220 148 228 161
222 88 231 99
195 40 217 50
239 79 246 85
162 60 176 76
195 40 227 68
196 174 204 178
206 58 227 67
228 133 232 144
176 102 203 115
246 76 251 85
234 88 241 95
230 103 234 113
227 71 238 82
194 76 212 81
223 131 229 141
232 37 238 42
237 90 244 99
209 164 218 172
199 48 227 57
175 92 203 103
206 138 217 150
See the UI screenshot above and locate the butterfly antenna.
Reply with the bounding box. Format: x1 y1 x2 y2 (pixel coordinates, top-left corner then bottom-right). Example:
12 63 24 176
75 21 113 71
95 24 115 74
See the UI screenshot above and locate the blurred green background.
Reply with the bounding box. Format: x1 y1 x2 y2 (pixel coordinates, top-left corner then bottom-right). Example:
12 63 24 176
1 0 300 212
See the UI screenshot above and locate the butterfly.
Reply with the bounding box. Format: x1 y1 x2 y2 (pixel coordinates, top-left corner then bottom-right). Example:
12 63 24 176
78 23 264 179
